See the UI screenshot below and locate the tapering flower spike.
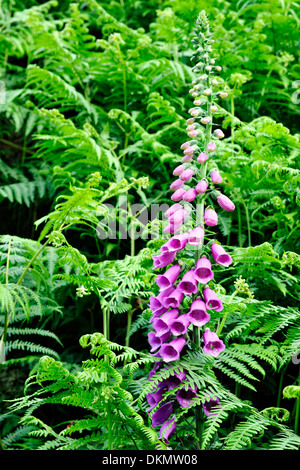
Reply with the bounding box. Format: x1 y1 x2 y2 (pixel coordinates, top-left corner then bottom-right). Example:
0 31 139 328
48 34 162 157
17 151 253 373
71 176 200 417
202 328 225 357
194 256 214 283
155 264 181 290
211 242 233 267
159 336 186 363
203 287 223 311
187 298 210 327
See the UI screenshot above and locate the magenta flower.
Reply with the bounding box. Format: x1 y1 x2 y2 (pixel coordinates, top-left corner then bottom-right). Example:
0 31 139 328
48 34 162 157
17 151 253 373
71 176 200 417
202 397 220 417
161 233 189 253
171 188 186 202
155 264 181 290
204 208 218 226
162 287 184 309
153 251 176 269
176 385 198 408
187 298 210 327
146 383 168 412
151 401 174 427
217 194 235 211
195 179 209 193
210 170 222 184
177 269 198 295
203 287 223 311
215 129 224 139
148 331 171 353
159 416 177 443
159 336 186 362
188 226 204 246
152 309 179 337
183 146 196 155
202 328 225 357
211 242 233 267
179 168 194 182
149 286 174 312
194 256 214 284
169 314 191 336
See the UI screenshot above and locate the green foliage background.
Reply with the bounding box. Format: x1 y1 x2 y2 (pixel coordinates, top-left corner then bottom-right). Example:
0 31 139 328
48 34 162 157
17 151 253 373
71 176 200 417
0 0 299 451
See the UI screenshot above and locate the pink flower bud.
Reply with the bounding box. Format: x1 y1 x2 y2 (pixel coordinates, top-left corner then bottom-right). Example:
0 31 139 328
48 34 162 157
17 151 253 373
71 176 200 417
215 129 224 139
181 155 193 163
179 168 194 181
207 142 216 152
183 188 198 202
183 146 195 155
201 116 211 124
170 179 184 191
171 188 186 202
203 88 212 96
168 208 188 225
180 141 192 150
173 164 185 176
215 66 222 71
164 222 182 235
210 170 222 184
217 194 235 211
195 179 209 193
186 124 196 132
189 108 199 117
197 152 208 163
194 99 205 106
204 208 218 226
164 203 183 219
187 129 198 138
219 92 228 99
212 79 218 86
186 118 195 125
211 105 218 113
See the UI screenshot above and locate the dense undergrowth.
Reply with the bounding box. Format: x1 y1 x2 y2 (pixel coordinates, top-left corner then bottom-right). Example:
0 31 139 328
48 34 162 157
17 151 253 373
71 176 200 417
0 0 299 451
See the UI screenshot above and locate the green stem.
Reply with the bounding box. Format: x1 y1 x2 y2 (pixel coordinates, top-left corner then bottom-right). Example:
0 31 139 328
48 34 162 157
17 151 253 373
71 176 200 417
230 95 235 144
295 368 300 435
